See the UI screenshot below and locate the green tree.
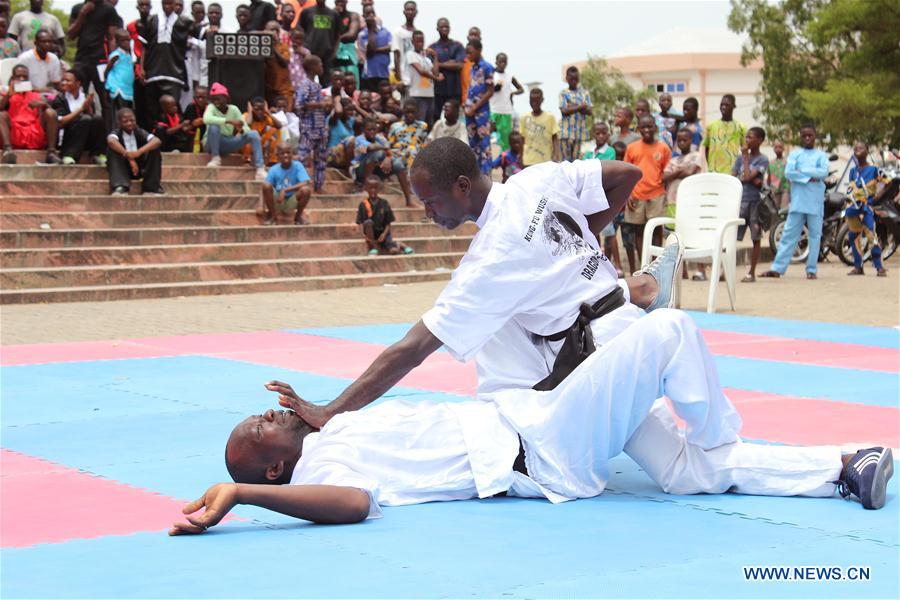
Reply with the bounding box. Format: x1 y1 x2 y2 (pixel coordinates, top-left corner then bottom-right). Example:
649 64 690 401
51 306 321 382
579 56 639 126
11 0 75 62
729 0 900 148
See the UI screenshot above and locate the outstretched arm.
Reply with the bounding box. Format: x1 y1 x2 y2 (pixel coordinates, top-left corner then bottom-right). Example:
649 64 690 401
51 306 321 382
267 320 443 428
169 482 371 535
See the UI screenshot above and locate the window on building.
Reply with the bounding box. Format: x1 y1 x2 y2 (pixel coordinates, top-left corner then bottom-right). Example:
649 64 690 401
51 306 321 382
648 82 686 93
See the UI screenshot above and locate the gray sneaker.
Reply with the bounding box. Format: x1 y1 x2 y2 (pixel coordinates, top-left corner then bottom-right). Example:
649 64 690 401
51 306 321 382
635 233 684 312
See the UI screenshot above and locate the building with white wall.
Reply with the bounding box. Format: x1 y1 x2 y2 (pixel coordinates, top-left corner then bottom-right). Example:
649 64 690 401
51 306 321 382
570 27 763 126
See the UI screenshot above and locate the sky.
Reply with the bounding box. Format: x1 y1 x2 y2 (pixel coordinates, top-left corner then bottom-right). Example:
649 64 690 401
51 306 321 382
52 0 734 114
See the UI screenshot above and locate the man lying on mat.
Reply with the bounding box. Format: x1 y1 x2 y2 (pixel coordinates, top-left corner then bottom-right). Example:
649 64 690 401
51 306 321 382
170 309 892 535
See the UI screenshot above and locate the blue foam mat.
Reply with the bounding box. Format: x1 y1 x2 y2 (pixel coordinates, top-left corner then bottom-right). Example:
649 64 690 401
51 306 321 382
3 348 898 599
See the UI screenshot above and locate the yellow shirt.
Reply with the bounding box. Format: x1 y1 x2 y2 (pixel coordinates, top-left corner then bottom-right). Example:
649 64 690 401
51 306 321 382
521 111 560 166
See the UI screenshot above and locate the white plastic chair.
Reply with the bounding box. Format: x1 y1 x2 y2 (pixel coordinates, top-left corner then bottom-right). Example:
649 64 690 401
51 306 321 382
641 173 744 313
0 57 20 88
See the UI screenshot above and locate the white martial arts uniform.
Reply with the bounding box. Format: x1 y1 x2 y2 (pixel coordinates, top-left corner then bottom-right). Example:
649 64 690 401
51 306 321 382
291 311 842 518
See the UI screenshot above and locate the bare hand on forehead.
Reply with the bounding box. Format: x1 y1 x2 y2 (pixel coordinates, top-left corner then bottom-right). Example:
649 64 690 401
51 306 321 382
265 381 331 428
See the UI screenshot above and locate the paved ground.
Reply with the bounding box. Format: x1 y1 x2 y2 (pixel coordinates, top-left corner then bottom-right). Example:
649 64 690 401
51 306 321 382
2 258 896 345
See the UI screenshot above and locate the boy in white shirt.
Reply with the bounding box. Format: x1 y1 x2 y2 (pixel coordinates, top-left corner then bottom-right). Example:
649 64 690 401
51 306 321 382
405 29 443 124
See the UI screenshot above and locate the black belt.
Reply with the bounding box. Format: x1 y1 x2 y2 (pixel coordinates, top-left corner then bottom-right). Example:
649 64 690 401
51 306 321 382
532 287 626 391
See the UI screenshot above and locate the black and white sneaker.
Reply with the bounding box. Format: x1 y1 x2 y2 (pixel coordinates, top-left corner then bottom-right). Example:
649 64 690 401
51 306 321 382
835 447 894 509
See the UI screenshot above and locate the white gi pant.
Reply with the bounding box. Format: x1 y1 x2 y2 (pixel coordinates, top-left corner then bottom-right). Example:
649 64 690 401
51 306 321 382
480 308 842 498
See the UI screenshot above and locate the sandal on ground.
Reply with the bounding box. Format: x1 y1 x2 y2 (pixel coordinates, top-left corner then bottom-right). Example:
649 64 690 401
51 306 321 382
741 274 756 283
759 270 781 278
44 151 62 164
691 271 707 281
847 267 865 276
806 272 817 280
402 246 414 254
877 268 887 277
368 248 378 256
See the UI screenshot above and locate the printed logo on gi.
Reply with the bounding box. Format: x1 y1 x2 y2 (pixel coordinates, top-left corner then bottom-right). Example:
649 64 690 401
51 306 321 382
542 211 593 258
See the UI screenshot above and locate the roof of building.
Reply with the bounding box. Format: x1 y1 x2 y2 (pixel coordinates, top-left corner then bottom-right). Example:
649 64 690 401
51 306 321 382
608 27 746 58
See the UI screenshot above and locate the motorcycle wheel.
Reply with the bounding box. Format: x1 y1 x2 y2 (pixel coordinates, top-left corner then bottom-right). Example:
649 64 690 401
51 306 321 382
770 219 809 263
879 225 897 261
836 221 866 266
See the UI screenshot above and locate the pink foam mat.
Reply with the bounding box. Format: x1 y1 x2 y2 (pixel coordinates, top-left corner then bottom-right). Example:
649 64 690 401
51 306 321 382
0 450 194 548
701 330 899 373
3 328 896 374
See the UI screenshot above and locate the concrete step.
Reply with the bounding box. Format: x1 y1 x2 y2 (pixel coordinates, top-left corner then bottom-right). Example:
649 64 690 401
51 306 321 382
2 252 462 289
0 269 452 304
0 236 475 268
0 193 402 213
0 206 426 229
0 179 361 195
1 222 475 248
1 164 264 181
6 151 353 175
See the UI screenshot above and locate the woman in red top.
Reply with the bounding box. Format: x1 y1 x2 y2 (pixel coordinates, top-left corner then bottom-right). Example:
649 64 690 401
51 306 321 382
0 64 60 163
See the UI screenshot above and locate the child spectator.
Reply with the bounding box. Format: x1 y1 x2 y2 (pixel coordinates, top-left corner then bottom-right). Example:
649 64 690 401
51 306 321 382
52 69 106 165
624 115 671 265
612 105 640 146
582 121 614 160
357 4 391 92
463 39 494 174
663 128 702 278
155 94 193 152
406 30 443 124
353 117 415 206
679 96 703 151
388 98 428 169
261 142 312 225
295 54 331 191
272 94 299 147
0 64 60 164
559 65 592 161
732 126 769 282
264 20 292 108
343 73 359 102
243 96 282 165
326 98 356 173
844 141 888 277
520 87 559 166
489 52 523 152
203 82 265 179
1 15 20 58
182 85 208 153
491 130 524 183
428 98 467 143
636 98 671 148
768 139 789 209
322 69 345 100
761 124 828 280
655 92 681 141
106 107 163 195
235 5 251 32
357 174 413 255
459 25 480 101
288 27 311 91
17 29 62 96
104 29 135 117
612 140 638 272
703 94 746 174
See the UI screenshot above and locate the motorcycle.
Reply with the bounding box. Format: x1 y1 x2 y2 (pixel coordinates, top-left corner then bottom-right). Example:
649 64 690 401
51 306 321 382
767 155 846 263
834 165 900 266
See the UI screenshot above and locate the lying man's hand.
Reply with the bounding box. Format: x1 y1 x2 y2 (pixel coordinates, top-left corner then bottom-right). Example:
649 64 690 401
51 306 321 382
169 483 238 535
265 380 331 428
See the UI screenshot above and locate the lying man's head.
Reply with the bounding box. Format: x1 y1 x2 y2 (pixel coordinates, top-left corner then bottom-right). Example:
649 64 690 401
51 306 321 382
225 409 313 484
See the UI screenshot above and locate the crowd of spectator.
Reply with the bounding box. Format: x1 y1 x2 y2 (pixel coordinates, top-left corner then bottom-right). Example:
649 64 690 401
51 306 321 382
0 0 812 264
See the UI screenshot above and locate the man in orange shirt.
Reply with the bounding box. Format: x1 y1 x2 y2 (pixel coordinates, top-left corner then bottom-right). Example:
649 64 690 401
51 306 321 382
624 115 671 265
